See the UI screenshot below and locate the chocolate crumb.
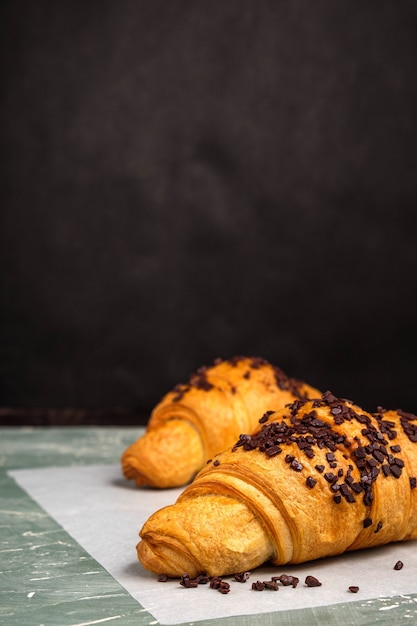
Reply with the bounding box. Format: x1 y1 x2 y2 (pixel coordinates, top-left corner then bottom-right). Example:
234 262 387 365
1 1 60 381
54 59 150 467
394 560 404 570
158 574 169 582
209 577 223 589
263 580 279 590
259 410 275 424
252 581 265 591
305 575 322 587
233 571 251 583
273 574 299 587
217 581 230 594
196 574 210 584
349 586 359 593
291 459 303 472
180 573 198 588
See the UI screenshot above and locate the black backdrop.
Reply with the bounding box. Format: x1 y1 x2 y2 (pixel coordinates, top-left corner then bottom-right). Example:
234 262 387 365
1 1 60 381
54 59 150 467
1 1 417 425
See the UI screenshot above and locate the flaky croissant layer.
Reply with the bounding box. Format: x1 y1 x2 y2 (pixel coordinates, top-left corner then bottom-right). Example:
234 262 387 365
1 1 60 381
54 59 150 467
121 356 321 488
137 391 417 577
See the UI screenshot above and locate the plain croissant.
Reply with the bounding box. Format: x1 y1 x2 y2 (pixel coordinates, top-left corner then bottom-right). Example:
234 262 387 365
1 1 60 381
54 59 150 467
137 391 417 577
121 356 321 488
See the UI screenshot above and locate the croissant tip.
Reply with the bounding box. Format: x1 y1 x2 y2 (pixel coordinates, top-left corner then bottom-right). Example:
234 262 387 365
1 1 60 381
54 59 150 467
121 456 149 486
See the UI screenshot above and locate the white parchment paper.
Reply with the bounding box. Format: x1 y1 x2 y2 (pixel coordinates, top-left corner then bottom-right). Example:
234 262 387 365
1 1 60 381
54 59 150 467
9 464 417 625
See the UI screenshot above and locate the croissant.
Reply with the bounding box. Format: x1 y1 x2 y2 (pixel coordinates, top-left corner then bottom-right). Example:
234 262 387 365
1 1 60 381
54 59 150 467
137 391 417 578
121 356 321 488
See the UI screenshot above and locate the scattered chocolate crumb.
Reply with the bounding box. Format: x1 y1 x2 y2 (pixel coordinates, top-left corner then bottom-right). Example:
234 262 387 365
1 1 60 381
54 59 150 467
259 410 275 424
349 586 359 593
374 521 383 533
272 574 299 587
209 577 223 589
394 560 404 570
263 580 279 591
398 409 417 443
233 571 251 583
291 459 303 472
196 574 210 584
252 581 265 591
189 366 214 391
217 581 230 594
180 573 198 588
305 575 322 587
158 574 168 582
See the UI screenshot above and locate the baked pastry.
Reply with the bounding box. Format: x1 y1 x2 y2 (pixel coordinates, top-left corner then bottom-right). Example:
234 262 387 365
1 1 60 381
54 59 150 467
121 356 320 488
137 391 417 577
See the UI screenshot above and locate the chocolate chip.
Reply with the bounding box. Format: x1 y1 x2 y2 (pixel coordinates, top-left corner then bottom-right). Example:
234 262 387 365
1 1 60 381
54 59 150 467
274 574 299 587
382 464 391 476
158 574 169 582
363 517 372 528
266 445 282 457
305 575 322 587
374 521 383 533
263 580 279 590
349 586 359 593
210 577 231 593
394 561 404 570
259 410 275 424
252 581 265 591
209 576 223 589
234 571 251 583
196 574 210 584
180 573 198 588
306 476 317 488
410 477 417 489
390 464 402 478
291 459 303 472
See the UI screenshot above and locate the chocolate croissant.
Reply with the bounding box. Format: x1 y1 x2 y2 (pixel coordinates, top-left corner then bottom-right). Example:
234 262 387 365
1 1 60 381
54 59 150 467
137 391 417 577
121 356 320 488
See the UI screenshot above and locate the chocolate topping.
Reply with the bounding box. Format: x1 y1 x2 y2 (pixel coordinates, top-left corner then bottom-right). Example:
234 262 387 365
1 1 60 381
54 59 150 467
232 391 417 512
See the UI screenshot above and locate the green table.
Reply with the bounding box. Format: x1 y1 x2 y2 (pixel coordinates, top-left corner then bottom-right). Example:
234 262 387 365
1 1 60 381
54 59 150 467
1 428 415 626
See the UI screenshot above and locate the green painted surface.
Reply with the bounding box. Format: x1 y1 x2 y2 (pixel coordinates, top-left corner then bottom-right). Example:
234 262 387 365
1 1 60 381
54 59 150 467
0 428 416 626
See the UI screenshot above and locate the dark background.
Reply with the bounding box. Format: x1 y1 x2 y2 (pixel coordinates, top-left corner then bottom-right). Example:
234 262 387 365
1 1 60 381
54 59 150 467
1 1 417 425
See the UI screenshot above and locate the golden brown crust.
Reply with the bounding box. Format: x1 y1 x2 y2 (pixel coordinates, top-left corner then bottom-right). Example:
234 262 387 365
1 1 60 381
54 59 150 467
121 356 321 488
137 392 417 577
